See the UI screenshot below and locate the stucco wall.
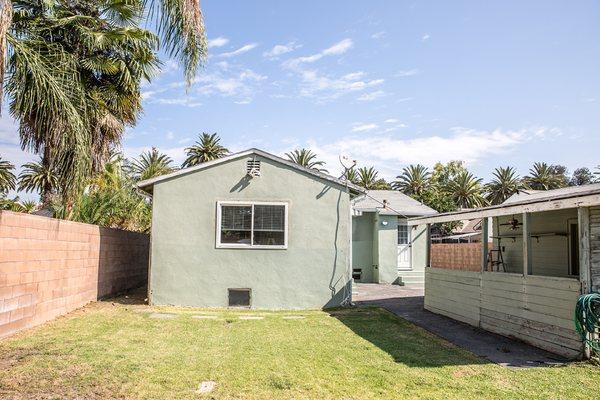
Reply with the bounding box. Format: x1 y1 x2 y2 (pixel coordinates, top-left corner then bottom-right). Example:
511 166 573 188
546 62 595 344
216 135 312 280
375 214 399 284
494 209 577 277
0 211 149 338
410 224 428 273
150 155 352 309
352 213 374 282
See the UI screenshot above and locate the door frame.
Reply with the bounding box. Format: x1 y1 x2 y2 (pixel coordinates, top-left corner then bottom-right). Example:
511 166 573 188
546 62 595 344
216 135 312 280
397 218 412 271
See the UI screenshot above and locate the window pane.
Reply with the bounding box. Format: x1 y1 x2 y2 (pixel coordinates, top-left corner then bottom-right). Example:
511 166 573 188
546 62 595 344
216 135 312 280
253 205 285 231
221 206 251 230
398 225 408 245
253 231 285 246
253 205 285 246
221 230 251 244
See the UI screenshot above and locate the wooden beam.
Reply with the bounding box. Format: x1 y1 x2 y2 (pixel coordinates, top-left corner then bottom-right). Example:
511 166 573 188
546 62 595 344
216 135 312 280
426 223 431 268
408 193 600 225
481 217 489 272
578 207 591 294
522 212 532 275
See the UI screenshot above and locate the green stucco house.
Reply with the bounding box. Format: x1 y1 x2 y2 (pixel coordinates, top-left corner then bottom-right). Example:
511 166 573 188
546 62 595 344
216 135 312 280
138 148 364 309
351 191 437 286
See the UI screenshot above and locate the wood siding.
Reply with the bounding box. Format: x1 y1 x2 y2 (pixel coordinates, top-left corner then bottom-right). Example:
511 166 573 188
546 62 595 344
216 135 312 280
590 207 600 292
425 267 582 358
430 243 483 272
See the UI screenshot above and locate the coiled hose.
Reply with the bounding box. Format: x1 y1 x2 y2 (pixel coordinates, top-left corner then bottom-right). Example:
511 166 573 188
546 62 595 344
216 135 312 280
574 293 600 354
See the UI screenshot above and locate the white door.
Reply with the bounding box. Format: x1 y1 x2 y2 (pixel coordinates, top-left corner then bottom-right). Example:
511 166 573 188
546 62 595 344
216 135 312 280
397 219 412 270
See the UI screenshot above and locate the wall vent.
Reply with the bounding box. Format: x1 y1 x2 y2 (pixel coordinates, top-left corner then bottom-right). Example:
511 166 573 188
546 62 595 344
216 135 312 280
228 288 251 307
246 160 261 177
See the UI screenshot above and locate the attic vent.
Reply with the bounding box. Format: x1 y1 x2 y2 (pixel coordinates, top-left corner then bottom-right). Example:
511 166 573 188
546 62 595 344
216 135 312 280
246 160 261 177
228 288 251 307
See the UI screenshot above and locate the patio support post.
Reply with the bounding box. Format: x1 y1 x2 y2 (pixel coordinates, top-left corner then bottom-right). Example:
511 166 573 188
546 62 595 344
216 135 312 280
426 223 431 268
522 212 532 275
578 207 591 294
481 217 489 272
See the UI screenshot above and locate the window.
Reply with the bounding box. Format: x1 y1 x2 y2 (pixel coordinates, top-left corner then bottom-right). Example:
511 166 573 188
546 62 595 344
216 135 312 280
217 202 287 248
398 220 409 245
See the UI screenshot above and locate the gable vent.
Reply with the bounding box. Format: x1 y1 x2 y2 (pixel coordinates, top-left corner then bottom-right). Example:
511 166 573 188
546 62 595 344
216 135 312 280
246 160 261 177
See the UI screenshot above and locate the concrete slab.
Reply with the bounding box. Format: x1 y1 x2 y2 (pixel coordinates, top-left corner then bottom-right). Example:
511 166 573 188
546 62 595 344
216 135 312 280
239 316 264 320
192 315 219 320
353 283 567 368
149 313 177 319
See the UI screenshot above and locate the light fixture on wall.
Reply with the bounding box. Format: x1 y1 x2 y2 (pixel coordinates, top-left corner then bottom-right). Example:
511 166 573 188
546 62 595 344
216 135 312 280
381 220 388 226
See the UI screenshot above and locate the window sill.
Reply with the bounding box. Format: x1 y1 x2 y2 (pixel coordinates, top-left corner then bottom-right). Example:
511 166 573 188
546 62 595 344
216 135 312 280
216 244 288 250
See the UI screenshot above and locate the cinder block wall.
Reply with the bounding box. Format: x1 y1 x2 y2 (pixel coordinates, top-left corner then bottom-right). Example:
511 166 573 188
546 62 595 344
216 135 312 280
0 211 149 338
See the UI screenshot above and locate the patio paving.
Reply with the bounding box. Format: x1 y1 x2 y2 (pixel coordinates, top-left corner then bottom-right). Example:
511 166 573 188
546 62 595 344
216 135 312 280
353 283 568 368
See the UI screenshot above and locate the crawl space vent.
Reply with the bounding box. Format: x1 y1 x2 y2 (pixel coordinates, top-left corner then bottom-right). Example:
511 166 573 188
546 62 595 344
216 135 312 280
228 288 251 307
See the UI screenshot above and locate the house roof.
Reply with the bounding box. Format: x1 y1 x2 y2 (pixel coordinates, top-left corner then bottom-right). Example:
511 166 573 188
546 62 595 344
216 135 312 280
409 183 600 225
503 189 543 204
137 148 366 195
352 190 438 217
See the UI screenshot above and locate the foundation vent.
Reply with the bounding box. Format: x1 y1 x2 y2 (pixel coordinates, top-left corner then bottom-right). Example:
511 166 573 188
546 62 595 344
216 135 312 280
228 288 251 307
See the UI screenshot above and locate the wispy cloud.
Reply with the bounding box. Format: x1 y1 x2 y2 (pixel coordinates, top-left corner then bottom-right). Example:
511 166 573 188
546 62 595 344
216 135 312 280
422 34 430 41
395 69 419 77
263 42 301 59
150 98 202 107
208 37 229 48
357 90 386 102
385 118 399 123
371 31 386 40
351 123 379 132
304 126 562 179
218 43 258 58
284 38 353 67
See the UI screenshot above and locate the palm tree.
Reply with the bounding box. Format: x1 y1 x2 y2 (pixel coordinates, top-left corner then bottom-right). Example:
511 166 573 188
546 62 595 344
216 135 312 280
182 133 230 168
356 167 391 190
0 156 16 193
392 164 430 196
342 167 358 184
523 162 562 190
285 148 328 173
484 166 523 205
127 148 176 181
2 0 206 201
18 159 59 203
447 171 487 209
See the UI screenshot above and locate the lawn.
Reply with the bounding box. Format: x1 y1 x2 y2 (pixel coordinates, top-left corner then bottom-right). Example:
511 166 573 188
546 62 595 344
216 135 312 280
0 297 598 400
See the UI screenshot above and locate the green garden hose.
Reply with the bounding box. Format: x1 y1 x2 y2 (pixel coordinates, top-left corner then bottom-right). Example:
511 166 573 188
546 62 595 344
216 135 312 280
574 293 600 354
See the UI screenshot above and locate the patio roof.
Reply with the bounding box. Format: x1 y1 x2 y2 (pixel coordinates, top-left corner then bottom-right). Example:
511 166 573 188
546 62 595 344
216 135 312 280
408 183 600 225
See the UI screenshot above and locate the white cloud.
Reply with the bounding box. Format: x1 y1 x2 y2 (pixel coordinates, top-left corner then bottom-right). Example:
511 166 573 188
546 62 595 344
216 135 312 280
351 123 379 132
322 38 353 56
371 31 386 40
0 115 19 145
284 38 353 67
263 42 301 59
218 43 258 58
385 118 399 123
422 34 430 41
395 69 419 77
150 98 202 107
357 90 386 102
208 37 229 48
166 131 175 140
304 126 561 179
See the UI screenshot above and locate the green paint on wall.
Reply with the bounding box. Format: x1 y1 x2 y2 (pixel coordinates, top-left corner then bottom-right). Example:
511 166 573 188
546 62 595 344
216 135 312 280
149 155 352 309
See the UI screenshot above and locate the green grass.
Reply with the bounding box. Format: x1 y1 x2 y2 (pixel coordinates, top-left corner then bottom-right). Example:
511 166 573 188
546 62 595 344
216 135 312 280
0 298 598 400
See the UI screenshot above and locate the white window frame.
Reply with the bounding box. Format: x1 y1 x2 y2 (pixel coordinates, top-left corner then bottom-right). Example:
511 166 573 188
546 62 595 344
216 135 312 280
216 201 288 249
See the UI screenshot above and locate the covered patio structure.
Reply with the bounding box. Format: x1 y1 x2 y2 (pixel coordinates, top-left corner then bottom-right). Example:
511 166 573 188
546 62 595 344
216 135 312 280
409 184 600 359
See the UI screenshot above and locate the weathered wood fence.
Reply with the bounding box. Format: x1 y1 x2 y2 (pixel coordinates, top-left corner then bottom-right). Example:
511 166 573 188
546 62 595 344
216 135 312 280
0 211 149 338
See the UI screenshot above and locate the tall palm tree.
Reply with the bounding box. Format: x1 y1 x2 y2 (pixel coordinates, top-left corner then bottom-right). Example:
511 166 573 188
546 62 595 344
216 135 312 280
447 170 487 209
342 167 358 184
356 167 390 190
18 159 59 203
4 0 161 200
285 148 328 173
0 156 16 193
392 164 430 196
523 162 562 190
127 148 176 181
182 133 229 168
484 166 523 205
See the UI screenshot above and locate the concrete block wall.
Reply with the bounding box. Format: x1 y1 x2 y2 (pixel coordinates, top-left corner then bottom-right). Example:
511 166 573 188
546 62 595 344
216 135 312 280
0 211 149 338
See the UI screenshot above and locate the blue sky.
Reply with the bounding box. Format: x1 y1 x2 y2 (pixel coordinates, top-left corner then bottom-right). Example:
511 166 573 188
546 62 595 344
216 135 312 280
1 0 599 198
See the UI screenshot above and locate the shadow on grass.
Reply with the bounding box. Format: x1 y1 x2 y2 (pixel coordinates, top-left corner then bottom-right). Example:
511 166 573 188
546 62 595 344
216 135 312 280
328 306 489 368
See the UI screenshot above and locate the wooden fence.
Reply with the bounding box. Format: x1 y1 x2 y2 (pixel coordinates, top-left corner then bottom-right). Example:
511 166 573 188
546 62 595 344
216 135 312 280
0 211 149 338
430 243 486 271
